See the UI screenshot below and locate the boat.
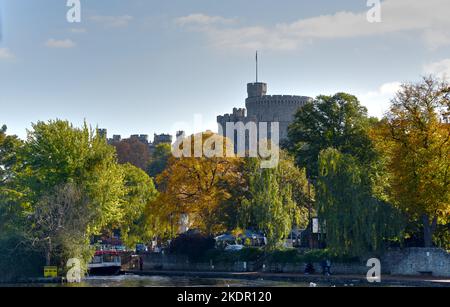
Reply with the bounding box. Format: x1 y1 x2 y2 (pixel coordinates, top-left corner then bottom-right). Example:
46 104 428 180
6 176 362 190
88 250 122 275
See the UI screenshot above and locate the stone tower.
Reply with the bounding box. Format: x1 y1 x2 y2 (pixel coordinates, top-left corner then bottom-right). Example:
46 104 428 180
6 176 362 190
217 55 313 149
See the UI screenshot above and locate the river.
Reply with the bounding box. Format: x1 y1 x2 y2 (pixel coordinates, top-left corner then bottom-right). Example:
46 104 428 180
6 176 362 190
5 274 314 287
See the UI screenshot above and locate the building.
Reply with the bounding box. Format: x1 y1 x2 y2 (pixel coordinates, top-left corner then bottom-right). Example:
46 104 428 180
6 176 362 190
100 129 173 155
217 53 312 149
148 133 173 155
217 81 312 150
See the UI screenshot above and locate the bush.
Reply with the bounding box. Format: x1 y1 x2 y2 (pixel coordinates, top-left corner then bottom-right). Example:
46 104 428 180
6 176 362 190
267 248 302 263
300 249 359 263
0 235 46 282
169 232 215 261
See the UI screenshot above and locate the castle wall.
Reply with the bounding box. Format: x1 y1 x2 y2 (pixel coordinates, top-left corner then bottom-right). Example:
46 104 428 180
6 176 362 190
246 95 311 140
217 83 313 146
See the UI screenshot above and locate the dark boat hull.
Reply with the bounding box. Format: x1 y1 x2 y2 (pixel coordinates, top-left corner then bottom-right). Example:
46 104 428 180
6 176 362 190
88 266 121 276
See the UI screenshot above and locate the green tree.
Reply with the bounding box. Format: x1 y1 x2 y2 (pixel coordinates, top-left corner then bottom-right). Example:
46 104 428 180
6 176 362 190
119 163 158 248
277 151 312 228
0 126 26 238
317 148 404 257
7 120 125 266
147 143 172 179
29 183 93 267
288 93 376 180
240 159 300 250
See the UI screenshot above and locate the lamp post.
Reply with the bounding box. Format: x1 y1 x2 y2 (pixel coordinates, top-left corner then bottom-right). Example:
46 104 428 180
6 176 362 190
308 180 313 249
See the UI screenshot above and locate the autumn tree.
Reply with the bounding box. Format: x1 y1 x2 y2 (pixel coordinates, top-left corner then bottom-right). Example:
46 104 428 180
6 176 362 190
114 137 151 171
372 77 450 247
153 132 242 236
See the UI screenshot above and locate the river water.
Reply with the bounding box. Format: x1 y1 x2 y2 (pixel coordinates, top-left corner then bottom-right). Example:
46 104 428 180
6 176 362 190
6 274 313 287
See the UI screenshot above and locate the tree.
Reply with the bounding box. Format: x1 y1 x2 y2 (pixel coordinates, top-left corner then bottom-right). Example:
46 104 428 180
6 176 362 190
147 143 172 179
5 120 126 267
288 93 376 180
372 77 450 247
240 163 299 250
119 163 158 248
153 132 242 236
0 125 22 185
114 137 151 171
29 183 92 267
277 150 312 228
316 148 404 257
0 126 25 238
0 120 161 274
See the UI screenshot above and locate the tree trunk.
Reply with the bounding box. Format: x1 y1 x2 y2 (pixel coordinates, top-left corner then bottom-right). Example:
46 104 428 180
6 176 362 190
422 214 437 248
45 239 52 266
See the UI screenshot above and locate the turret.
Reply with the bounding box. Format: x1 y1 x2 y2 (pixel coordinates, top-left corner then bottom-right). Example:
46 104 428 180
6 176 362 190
247 82 267 98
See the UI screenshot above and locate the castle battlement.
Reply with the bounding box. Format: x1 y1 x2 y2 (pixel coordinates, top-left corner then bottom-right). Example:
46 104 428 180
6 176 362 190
217 80 313 141
246 95 311 106
217 108 247 122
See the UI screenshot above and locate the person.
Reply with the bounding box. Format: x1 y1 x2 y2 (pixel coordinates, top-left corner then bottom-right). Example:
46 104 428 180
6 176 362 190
321 259 331 276
139 255 144 271
304 262 315 275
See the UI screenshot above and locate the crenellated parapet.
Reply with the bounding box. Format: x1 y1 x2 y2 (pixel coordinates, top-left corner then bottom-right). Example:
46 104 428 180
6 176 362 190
217 81 313 143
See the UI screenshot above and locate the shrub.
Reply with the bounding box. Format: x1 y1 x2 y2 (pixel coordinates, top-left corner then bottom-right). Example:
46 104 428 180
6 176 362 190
301 249 359 263
0 234 46 282
169 232 215 261
267 248 302 263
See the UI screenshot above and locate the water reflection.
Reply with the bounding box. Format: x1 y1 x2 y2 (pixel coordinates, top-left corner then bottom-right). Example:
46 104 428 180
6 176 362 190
8 274 312 287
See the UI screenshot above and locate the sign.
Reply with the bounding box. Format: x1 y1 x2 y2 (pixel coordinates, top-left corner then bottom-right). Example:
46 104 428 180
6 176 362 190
312 218 326 234
44 266 58 278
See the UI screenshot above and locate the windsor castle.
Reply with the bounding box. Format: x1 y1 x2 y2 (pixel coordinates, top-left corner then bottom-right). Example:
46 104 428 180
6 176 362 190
217 81 312 144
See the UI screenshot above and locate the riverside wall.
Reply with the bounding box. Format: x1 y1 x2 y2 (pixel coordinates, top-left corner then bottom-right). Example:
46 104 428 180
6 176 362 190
123 248 450 278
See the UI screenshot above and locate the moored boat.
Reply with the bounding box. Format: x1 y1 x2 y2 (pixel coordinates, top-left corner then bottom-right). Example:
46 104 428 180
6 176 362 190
88 250 122 276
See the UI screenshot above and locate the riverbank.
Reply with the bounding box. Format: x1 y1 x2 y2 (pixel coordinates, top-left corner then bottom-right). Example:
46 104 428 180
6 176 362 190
123 270 450 287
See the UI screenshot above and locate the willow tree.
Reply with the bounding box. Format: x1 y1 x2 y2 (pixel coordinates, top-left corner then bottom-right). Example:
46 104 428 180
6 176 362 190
239 158 300 250
317 148 404 257
372 77 450 247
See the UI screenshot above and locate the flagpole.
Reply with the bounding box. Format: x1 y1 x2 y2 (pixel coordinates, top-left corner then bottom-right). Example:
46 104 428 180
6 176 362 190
256 51 258 83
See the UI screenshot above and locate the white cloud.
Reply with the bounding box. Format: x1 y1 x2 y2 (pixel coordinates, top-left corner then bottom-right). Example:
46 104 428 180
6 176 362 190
70 28 87 33
89 15 133 28
45 38 76 49
424 59 450 80
359 82 402 118
176 0 450 51
175 14 236 27
0 48 15 60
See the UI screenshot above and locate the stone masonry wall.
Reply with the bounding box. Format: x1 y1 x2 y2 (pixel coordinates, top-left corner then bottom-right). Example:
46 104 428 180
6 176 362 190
383 248 450 277
128 248 450 277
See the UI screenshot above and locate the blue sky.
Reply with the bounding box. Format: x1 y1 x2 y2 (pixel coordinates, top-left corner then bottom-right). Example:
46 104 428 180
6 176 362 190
1 0 450 139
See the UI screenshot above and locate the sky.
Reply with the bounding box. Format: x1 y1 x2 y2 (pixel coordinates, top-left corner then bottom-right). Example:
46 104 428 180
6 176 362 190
1 0 450 139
